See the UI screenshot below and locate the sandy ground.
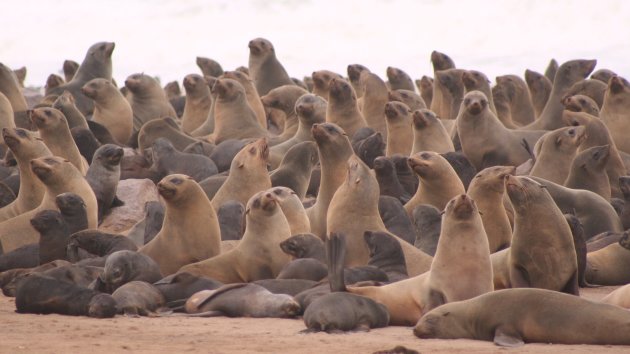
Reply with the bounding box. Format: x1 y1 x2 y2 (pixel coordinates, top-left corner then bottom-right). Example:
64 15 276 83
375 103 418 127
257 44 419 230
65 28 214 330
1 285 629 353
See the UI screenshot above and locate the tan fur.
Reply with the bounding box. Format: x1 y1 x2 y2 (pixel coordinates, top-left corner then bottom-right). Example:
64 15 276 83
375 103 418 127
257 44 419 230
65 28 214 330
82 78 133 143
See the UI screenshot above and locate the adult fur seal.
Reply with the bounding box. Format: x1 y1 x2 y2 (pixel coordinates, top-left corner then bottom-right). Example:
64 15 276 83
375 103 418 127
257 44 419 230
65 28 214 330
137 117 197 153
271 186 311 235
404 151 465 215
221 70 267 129
414 288 630 346
82 78 133 143
326 78 367 138
411 109 454 154
15 273 116 318
502 175 579 294
180 73 212 134
271 141 319 200
388 89 426 111
86 144 124 222
311 70 343 98
179 190 292 283
261 85 308 145
359 71 389 138
30 209 69 264
52 91 89 130
248 38 294 95
384 101 413 156
0 63 29 128
467 166 514 252
0 156 98 253
564 145 611 200
0 128 52 221
140 174 221 275
46 42 115 116
386 66 415 92
125 73 177 131
494 75 536 126
600 75 630 153
529 126 586 184
210 138 270 210
334 193 492 326
185 283 300 318
306 123 354 239
524 69 552 118
584 232 630 285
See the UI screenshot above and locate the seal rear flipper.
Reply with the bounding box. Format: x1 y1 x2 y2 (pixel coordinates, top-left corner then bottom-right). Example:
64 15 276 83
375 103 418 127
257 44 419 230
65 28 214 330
326 232 347 292
493 327 524 347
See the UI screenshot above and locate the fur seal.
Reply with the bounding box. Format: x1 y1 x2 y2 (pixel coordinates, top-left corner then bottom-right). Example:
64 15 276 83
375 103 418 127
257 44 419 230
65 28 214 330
271 186 311 235
386 67 415 92
66 230 137 263
523 59 597 130
601 283 630 309
0 63 29 129
374 157 411 203
600 75 630 153
271 141 319 200
429 51 455 120
55 192 88 234
30 107 89 174
462 70 497 116
0 156 98 252
0 244 39 271
280 233 326 262
46 42 115 116
306 123 354 239
179 190 292 283
111 281 165 315
591 68 616 83
388 89 426 111
432 69 465 121
457 91 541 170
418 76 434 108
82 78 133 143
364 230 408 282
180 74 212 134
210 78 267 144
261 85 308 144
30 209 69 264
351 128 385 168
411 109 454 154
311 70 343 98
137 117 197 153
52 91 89 130
98 250 162 293
336 193 492 326
15 273 116 318
221 70 267 129
303 291 389 333
411 204 441 256
414 288 630 346
196 57 223 77
530 176 623 239
327 155 433 273
326 78 367 138
404 151 465 215
71 127 101 164
276 258 327 282
378 196 415 245
347 64 369 98
564 145 611 200
563 94 600 116
216 200 245 241
125 73 177 131
584 232 630 285
248 38 294 95
503 175 579 294
384 101 413 156
140 174 221 275
62 60 79 82
45 74 64 97
545 58 559 81
210 138 270 210
86 144 124 221
468 166 514 252
495 74 536 126
0 128 52 221
529 126 586 183
524 69 552 118
185 283 300 318
150 138 217 182
358 71 389 137
566 79 607 109
268 93 326 168
154 272 223 303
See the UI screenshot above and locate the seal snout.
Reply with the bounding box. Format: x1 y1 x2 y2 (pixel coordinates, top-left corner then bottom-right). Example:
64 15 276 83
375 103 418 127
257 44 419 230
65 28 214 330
384 102 397 119
157 181 177 199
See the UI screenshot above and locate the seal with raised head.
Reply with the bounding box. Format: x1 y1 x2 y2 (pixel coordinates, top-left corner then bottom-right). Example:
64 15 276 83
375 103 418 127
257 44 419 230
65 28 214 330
271 186 311 235
125 73 177 132
82 78 133 143
525 69 552 118
247 38 294 96
0 156 98 253
140 174 221 275
0 128 52 221
52 91 89 130
179 190 292 283
414 288 630 346
210 138 270 210
326 78 367 138
386 66 415 92
180 73 212 134
384 101 413 156
494 74 536 126
86 144 124 222
261 85 308 145
311 70 343 98
150 138 217 182
359 71 389 138
271 141 319 200
529 126 586 184
411 109 454 154
564 145 611 200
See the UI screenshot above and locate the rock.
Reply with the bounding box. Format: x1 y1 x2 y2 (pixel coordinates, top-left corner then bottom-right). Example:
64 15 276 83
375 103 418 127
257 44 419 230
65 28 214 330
99 179 159 234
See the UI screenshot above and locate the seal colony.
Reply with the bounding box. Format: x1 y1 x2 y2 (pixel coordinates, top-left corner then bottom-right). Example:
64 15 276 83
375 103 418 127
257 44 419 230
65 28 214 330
2 38 630 351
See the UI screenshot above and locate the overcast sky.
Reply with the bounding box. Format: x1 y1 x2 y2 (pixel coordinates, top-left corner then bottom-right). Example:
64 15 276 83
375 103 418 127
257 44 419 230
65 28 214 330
3 0 629 87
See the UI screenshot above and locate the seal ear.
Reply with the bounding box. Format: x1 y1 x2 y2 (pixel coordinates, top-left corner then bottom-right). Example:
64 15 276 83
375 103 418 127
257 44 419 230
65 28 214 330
493 327 524 347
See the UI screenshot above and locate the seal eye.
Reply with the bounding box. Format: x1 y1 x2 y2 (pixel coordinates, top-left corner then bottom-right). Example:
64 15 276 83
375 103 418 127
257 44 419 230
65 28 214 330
442 311 450 317
273 189 283 195
170 177 183 185
420 152 431 160
464 98 470 106
16 129 27 138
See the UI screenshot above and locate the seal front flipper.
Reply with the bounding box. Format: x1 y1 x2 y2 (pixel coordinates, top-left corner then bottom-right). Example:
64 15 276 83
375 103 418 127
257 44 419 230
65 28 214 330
326 232 347 292
493 327 524 347
424 288 446 313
